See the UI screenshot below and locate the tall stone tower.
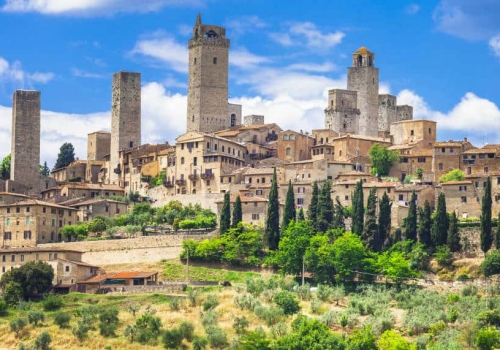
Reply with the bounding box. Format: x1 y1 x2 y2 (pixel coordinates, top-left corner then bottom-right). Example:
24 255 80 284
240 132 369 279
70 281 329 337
11 90 40 188
347 47 379 137
110 71 141 185
187 14 231 133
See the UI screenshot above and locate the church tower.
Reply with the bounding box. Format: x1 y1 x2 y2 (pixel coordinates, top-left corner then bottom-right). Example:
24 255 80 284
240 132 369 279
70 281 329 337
187 14 232 133
347 47 379 137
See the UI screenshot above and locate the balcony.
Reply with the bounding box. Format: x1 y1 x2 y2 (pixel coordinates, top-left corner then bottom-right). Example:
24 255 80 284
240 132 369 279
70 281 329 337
175 179 186 186
163 180 174 188
200 172 214 180
188 174 199 181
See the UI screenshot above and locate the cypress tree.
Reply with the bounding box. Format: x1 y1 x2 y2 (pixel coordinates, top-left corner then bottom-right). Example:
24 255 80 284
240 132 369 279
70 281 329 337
333 199 346 231
297 208 305 222
403 191 418 242
351 180 364 235
266 168 280 250
220 191 231 234
282 180 296 230
232 195 242 228
307 181 319 222
447 211 461 252
495 212 500 249
378 192 392 250
418 200 432 248
362 187 378 251
480 176 493 254
432 192 449 247
317 181 334 233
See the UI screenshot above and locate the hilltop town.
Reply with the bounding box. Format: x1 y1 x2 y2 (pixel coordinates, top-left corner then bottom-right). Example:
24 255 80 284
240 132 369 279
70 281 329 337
0 14 498 288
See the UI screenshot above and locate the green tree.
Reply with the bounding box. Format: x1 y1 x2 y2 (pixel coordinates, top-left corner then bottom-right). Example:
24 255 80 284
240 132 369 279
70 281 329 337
87 217 107 233
352 180 364 235
53 142 75 170
39 161 50 176
282 180 296 231
273 290 301 315
415 167 424 181
317 181 334 233
377 251 417 283
10 317 27 338
332 232 370 281
482 250 500 277
403 191 417 241
447 211 462 252
162 328 184 349
475 327 499 350
99 308 119 337
0 262 54 301
362 187 379 251
368 143 399 176
481 177 493 254
266 168 280 250
378 192 392 251
432 193 449 248
275 221 313 277
27 310 45 327
232 195 242 228
34 331 52 350
378 330 411 350
136 313 162 345
495 212 500 249
297 208 305 221
305 234 336 283
307 181 319 222
418 200 432 248
0 154 11 180
333 199 346 231
439 169 465 183
220 191 231 234
54 312 71 328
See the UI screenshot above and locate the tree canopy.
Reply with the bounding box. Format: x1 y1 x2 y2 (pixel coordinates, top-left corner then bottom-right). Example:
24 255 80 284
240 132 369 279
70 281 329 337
0 262 54 304
266 168 280 250
282 180 296 231
439 169 465 183
0 154 11 180
39 161 50 176
481 177 493 254
53 142 75 170
368 143 399 177
220 192 231 235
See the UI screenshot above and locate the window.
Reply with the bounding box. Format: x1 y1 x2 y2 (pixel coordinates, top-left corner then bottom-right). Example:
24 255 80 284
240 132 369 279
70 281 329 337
459 185 467 191
206 180 210 186
417 157 426 163
441 147 445 153
402 158 408 163
20 255 24 262
1 255 5 262
252 214 259 220
181 157 185 165
193 157 197 166
59 220 62 228
35 254 39 261
484 167 489 173
6 218 10 227
461 196 467 203
24 231 31 239
410 130 414 136
16 207 20 213
388 188 391 193
65 266 70 272
467 167 472 175
6 208 10 213
26 206 30 213
438 163 443 171
42 207 46 213
297 198 304 205
261 177 265 183
344 195 349 200
213 57 217 64
450 148 454 153
4 232 11 240
399 194 404 201
11 255 15 262
283 134 289 141
26 217 30 225
256 190 263 195
49 253 53 261
51 219 55 227
254 202 258 207
286 147 291 156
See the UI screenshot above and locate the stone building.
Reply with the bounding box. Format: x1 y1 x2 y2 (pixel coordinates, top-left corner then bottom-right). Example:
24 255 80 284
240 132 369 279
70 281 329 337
378 95 413 137
186 14 242 133
40 183 124 202
88 131 111 162
277 130 315 162
110 71 141 185
438 181 481 218
216 193 269 226
0 200 77 248
67 198 128 222
244 115 265 126
432 139 475 182
462 144 500 177
11 90 41 189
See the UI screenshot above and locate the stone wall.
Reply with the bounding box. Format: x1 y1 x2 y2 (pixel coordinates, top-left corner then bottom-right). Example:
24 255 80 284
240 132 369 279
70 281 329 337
106 283 186 294
148 187 223 213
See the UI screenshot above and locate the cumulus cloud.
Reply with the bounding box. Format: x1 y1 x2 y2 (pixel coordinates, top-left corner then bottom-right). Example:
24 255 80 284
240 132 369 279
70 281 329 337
270 22 345 50
0 56 54 87
405 4 420 15
72 68 105 79
230 48 269 69
490 35 500 58
287 62 337 73
225 15 266 36
1 0 202 15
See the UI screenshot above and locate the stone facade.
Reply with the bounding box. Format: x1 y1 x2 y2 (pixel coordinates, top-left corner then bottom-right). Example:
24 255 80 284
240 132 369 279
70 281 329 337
244 114 265 126
11 90 41 189
69 198 128 222
277 130 316 162
87 130 111 161
110 71 141 185
324 89 360 134
432 139 475 182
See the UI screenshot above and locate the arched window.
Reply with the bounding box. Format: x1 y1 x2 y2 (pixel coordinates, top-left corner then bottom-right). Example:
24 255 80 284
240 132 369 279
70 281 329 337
286 147 291 156
181 157 185 165
357 55 362 67
230 113 236 127
368 55 373 66
222 145 225 152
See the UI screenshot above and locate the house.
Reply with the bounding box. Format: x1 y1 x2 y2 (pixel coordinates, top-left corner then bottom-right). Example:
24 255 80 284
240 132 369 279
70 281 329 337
77 271 158 293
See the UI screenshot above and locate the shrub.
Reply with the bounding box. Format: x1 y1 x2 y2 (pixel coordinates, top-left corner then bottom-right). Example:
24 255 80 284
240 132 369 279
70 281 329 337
169 298 181 311
206 327 227 348
34 331 52 350
254 305 284 326
192 335 208 350
202 294 218 311
179 321 194 342
462 285 478 297
434 246 453 266
200 309 218 329
99 308 119 337
233 316 250 334
17 301 32 311
124 324 138 343
72 319 91 341
310 298 323 315
27 310 45 327
321 310 338 327
42 294 63 311
187 288 200 307
317 284 333 302
270 322 288 339
475 327 500 350
246 278 266 296
295 283 312 301
135 313 162 345
127 303 141 317
482 250 500 277
0 299 8 316
10 317 27 338
53 312 71 328
274 290 301 315
162 328 184 349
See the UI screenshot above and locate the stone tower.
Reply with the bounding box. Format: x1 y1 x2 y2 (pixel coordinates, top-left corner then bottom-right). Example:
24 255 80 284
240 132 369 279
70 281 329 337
347 47 379 137
324 89 360 134
87 130 111 161
187 14 231 133
11 90 40 188
110 71 141 185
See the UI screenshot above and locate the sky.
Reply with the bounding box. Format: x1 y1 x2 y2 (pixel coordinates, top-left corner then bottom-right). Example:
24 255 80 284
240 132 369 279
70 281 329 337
0 0 500 168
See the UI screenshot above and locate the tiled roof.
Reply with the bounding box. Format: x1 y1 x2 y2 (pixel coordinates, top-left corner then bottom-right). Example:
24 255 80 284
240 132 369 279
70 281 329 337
0 199 77 210
0 247 83 253
72 198 128 207
441 181 473 185
58 258 98 268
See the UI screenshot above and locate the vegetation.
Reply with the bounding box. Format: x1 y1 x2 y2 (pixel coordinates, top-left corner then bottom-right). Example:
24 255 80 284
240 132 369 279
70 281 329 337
0 153 11 180
403 191 417 241
352 180 364 236
220 191 231 235
53 142 75 170
307 181 319 223
39 161 50 176
439 169 465 183
368 143 400 176
232 195 242 228
281 180 296 231
266 168 280 250
432 193 449 247
481 177 493 254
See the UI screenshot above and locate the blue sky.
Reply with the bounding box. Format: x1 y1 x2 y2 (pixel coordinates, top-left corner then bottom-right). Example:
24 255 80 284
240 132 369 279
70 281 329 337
0 0 499 167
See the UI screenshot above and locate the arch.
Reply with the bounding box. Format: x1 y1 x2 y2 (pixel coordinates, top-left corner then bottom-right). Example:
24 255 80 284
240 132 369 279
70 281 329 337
286 147 291 156
230 113 236 127
357 55 362 67
205 30 218 38
368 55 373 66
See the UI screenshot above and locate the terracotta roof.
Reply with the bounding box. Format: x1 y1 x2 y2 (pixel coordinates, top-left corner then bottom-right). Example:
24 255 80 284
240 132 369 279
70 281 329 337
63 183 123 191
58 258 99 268
72 198 128 207
354 46 371 54
434 141 465 147
0 247 83 253
0 199 77 210
441 181 473 185
79 274 108 284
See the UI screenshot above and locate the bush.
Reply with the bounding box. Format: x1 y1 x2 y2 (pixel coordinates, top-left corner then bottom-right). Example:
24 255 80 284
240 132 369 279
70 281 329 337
317 284 333 302
482 250 500 277
434 246 453 266
187 288 200 307
233 316 250 334
124 324 138 343
475 327 500 350
254 305 284 326
27 310 45 326
42 294 63 311
0 299 8 316
295 284 312 301
162 328 184 349
462 285 478 297
99 308 119 337
310 298 323 315
273 290 301 315
321 310 338 327
34 331 52 350
10 317 27 338
192 335 208 350
169 298 181 311
72 319 91 341
179 321 194 342
200 309 218 329
202 294 219 311
206 327 227 348
270 322 288 339
54 312 71 328
135 313 162 345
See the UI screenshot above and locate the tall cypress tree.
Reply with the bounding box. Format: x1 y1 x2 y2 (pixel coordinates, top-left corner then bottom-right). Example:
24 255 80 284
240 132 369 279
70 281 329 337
362 187 378 251
282 180 296 231
317 181 334 233
418 200 432 248
266 168 280 250
297 208 305 222
220 191 231 234
495 212 500 250
333 199 346 231
447 211 461 252
378 191 392 250
307 181 319 222
232 195 242 228
481 176 493 254
432 192 449 247
403 191 418 242
352 180 364 235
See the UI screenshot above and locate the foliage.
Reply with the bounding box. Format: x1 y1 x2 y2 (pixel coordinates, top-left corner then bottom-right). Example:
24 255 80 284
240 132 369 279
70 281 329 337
432 193 449 247
0 153 11 180
305 234 336 283
297 208 305 221
273 290 301 315
220 191 231 234
418 200 432 248
307 181 319 223
88 217 108 233
206 326 228 348
352 180 365 236
232 195 243 228
53 312 71 328
202 294 219 311
332 232 373 281
403 191 418 241
0 299 8 316
99 307 119 337
2 282 23 306
369 143 400 176
377 251 418 282
447 211 462 252
482 250 500 277
266 168 280 250
10 317 27 338
316 181 335 233
34 331 52 350
434 246 453 266
27 310 45 326
135 312 162 345
282 180 296 231
53 142 75 170
0 262 54 302
377 192 392 251
475 327 499 350
275 221 313 277
43 294 63 311
162 328 184 349
39 161 50 176
378 330 412 350
439 169 464 183
362 187 379 251
481 177 493 253
60 223 89 240
233 316 250 334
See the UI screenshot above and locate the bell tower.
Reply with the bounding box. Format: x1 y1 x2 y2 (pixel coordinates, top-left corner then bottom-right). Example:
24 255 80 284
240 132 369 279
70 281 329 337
347 47 379 137
187 14 230 133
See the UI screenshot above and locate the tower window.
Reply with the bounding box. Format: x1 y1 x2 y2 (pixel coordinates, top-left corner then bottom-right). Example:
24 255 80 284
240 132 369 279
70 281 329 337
213 57 217 64
230 113 236 127
129 141 133 148
192 115 194 122
194 57 197 64
357 55 362 67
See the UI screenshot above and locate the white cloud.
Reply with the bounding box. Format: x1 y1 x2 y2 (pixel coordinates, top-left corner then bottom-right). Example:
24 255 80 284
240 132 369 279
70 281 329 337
72 68 104 79
269 32 293 46
230 48 269 69
490 35 500 58
270 22 345 50
287 62 336 73
28 72 55 83
1 0 201 15
405 4 420 15
131 33 188 73
379 82 391 95
225 15 266 36
0 56 54 86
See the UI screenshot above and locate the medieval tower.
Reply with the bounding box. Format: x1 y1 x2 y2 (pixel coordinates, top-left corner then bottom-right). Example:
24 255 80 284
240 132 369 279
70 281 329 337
109 71 141 185
187 14 241 133
11 90 40 188
347 47 379 137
